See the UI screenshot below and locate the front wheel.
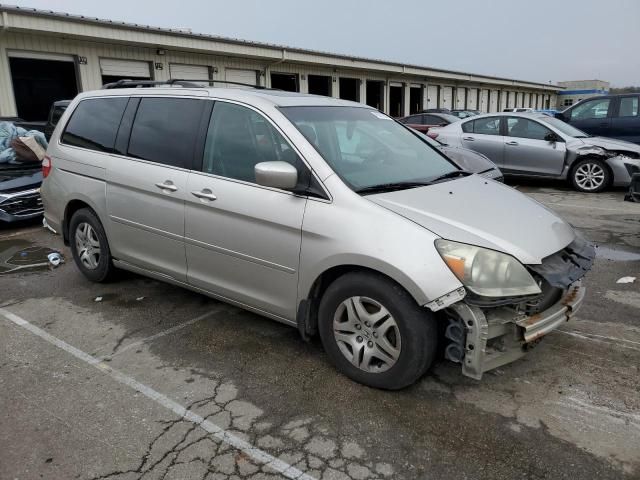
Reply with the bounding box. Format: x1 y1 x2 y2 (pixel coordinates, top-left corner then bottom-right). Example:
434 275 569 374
318 272 438 390
570 158 611 193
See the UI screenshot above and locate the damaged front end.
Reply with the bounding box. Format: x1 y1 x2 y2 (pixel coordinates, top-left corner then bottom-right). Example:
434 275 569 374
440 236 595 380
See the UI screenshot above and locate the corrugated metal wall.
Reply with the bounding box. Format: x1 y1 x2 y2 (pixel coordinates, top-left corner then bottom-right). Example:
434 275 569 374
0 31 556 117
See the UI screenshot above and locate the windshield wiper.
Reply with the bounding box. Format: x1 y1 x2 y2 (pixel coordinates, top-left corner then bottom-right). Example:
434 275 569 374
355 181 434 195
429 170 472 183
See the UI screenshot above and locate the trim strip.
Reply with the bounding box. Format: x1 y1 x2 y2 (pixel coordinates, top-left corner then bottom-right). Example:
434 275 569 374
109 215 183 242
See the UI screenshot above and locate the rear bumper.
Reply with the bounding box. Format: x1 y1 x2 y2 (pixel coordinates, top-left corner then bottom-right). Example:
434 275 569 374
447 281 585 380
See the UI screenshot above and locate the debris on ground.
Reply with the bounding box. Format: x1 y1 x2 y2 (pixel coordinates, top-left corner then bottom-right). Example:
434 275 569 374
136 296 145 301
616 276 636 284
94 296 103 302
47 252 63 267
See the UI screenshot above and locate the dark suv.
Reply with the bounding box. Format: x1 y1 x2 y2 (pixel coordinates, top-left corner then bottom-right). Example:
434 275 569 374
557 94 640 144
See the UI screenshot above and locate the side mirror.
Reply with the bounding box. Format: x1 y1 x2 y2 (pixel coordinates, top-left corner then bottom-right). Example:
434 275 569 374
255 161 298 190
554 112 566 121
544 132 561 142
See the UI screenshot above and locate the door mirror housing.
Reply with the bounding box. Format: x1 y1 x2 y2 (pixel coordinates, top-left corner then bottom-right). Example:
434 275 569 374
544 132 562 143
255 161 298 190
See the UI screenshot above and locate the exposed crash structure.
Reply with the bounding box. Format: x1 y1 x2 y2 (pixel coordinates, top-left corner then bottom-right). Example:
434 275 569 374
437 236 595 379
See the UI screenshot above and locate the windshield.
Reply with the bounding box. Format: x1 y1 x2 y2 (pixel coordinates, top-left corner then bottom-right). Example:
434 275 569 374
540 116 589 138
280 106 457 191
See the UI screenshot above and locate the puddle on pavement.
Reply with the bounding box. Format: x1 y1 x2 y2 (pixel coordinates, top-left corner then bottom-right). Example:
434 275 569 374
595 245 640 262
0 239 62 274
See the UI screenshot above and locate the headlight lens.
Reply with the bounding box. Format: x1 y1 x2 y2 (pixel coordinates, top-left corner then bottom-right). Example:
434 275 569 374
435 239 541 297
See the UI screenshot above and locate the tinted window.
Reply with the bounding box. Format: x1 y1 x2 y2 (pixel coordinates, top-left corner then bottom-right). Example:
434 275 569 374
128 98 203 168
62 98 127 152
401 115 422 124
424 115 443 124
570 98 610 121
473 117 501 135
202 102 304 186
461 120 474 133
50 105 67 126
618 97 639 117
506 118 551 140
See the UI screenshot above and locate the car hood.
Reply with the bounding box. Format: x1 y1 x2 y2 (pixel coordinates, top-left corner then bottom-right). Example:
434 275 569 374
571 136 640 154
438 145 500 174
0 165 42 193
367 175 575 265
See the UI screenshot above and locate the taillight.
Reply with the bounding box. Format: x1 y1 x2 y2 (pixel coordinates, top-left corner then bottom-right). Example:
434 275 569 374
42 155 52 178
427 131 439 140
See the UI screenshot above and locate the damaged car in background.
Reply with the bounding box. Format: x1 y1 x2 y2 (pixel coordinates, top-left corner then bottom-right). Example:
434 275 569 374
0 122 48 222
429 112 640 192
43 86 594 389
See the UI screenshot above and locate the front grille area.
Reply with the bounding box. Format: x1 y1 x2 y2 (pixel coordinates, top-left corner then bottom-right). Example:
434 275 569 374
528 235 595 289
0 190 43 217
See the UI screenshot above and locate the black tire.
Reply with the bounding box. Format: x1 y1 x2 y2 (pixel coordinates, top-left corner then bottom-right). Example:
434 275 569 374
69 208 115 282
570 158 611 193
318 272 438 390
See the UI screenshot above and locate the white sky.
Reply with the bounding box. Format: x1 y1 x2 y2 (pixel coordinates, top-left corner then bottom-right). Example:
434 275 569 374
10 0 640 86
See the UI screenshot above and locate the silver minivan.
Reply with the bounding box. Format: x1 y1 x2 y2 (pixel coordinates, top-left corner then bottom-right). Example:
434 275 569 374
41 84 594 389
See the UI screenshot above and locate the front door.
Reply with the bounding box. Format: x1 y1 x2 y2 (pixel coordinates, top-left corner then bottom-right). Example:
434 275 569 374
610 96 640 144
502 117 566 176
107 96 205 282
566 97 612 137
184 101 308 320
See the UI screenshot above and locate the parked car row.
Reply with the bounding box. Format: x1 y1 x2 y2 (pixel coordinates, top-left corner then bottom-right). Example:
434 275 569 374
40 82 595 389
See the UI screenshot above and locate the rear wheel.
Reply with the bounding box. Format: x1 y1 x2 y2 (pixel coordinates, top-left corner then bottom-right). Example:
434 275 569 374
318 272 438 390
570 158 611 193
69 208 115 282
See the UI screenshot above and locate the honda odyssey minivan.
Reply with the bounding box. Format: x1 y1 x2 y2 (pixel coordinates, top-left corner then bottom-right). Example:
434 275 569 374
41 82 594 389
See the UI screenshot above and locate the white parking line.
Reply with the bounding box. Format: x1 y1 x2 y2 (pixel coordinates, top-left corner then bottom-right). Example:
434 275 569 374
556 329 640 352
0 308 316 480
104 306 231 360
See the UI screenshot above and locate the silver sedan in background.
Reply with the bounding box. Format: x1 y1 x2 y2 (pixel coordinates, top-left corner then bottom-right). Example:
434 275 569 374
429 112 640 192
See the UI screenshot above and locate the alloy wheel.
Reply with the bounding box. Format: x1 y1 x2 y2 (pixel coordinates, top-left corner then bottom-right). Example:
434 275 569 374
575 162 605 191
333 296 401 373
75 222 101 270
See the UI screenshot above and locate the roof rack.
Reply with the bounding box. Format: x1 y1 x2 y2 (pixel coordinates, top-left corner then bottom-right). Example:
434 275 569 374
102 79 268 89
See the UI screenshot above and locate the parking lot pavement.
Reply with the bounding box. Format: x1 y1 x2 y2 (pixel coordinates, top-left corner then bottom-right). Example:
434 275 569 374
1 185 638 480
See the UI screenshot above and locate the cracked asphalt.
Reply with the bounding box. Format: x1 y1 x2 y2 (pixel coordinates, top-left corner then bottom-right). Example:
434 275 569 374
1 182 639 480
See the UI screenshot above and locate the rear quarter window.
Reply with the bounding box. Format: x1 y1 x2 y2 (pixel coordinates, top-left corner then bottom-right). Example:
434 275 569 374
461 120 474 133
61 97 128 152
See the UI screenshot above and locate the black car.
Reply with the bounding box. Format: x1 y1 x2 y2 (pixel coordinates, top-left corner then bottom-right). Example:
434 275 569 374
557 94 640 144
0 163 43 222
45 100 71 140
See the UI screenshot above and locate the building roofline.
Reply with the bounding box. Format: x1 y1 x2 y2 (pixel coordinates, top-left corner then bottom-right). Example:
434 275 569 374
0 3 561 91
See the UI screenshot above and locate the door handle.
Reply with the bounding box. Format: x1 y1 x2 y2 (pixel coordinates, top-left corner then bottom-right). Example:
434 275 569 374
462 136 475 141
191 189 217 201
155 181 178 192
506 141 519 146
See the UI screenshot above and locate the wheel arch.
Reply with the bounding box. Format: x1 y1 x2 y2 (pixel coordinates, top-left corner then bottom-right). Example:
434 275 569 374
569 154 613 189
62 196 105 245
296 262 428 341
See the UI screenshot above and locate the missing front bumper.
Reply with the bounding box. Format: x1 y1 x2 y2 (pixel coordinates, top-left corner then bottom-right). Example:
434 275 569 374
447 281 585 380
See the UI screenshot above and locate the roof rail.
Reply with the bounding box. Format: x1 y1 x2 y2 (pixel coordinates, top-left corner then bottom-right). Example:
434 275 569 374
102 78 267 89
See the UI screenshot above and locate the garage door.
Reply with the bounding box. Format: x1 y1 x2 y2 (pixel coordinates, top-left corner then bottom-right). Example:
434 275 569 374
100 59 151 79
440 87 453 109
479 89 489 113
426 85 438 109
467 88 478 110
455 88 466 109
524 92 531 108
225 68 258 88
489 90 499 112
169 64 210 85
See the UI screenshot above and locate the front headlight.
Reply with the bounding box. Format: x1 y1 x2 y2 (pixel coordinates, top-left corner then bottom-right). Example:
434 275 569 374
435 239 541 297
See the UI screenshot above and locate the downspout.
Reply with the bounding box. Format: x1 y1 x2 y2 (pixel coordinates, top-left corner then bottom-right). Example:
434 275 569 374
264 49 286 87
1 11 9 34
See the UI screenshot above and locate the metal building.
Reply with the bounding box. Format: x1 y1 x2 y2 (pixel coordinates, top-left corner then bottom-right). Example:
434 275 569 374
557 80 610 109
0 5 560 121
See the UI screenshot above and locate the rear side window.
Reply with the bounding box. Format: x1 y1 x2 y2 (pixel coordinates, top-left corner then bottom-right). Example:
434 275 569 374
128 98 204 168
618 97 639 117
472 117 501 135
62 98 127 152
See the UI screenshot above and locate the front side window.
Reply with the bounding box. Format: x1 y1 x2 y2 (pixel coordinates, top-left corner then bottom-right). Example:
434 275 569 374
128 98 204 168
281 106 457 191
618 97 639 117
473 117 501 135
62 97 127 152
506 118 552 140
202 102 304 185
570 98 610 120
